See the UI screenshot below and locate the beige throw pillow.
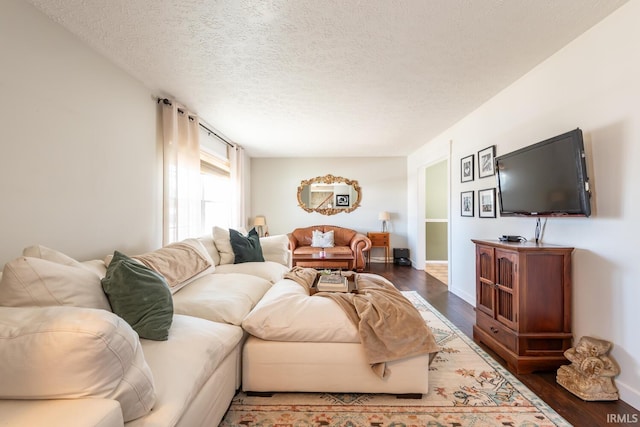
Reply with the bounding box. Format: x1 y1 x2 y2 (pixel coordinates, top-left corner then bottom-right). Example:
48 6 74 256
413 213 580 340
212 226 247 265
196 234 221 266
0 256 111 311
22 245 84 267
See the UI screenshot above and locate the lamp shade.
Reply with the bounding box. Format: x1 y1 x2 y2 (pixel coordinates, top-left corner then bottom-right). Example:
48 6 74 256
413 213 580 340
254 216 266 226
378 211 390 221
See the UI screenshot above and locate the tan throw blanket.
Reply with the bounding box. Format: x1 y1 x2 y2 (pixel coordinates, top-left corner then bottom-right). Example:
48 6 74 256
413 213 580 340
284 267 440 378
133 242 211 288
284 266 318 293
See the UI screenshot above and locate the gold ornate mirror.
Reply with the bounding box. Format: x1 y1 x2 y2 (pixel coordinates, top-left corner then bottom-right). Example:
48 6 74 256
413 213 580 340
297 174 362 215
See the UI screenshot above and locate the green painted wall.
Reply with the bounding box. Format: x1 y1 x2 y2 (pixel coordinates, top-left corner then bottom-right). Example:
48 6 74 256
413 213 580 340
425 160 448 219
426 222 448 260
425 160 448 261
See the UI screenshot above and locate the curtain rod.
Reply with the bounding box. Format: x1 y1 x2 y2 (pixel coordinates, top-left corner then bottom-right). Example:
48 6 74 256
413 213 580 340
199 122 235 148
158 98 235 148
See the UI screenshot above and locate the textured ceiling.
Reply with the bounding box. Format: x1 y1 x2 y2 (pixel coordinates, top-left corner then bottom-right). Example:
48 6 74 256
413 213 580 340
27 0 627 157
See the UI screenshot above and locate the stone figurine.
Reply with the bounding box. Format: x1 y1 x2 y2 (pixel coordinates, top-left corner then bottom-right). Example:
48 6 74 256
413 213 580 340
557 336 619 401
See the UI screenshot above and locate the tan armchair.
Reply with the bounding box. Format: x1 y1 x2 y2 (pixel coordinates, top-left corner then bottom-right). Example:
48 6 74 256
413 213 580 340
288 225 371 272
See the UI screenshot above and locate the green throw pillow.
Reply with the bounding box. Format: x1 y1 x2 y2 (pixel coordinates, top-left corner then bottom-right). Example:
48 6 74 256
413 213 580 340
101 251 173 340
230 228 265 264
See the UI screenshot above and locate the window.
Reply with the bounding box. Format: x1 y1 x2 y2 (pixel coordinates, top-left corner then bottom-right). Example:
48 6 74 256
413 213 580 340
200 126 232 233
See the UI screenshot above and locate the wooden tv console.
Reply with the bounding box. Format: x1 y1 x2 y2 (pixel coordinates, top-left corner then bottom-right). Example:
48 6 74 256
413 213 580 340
472 239 574 374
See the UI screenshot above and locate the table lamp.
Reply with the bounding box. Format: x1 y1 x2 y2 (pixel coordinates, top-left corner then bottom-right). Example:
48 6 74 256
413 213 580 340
254 216 266 237
378 211 390 232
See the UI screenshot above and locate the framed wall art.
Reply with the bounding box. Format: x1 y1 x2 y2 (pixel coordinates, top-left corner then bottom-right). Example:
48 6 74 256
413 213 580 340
335 194 350 207
461 191 474 217
478 145 496 178
461 154 474 182
478 188 496 218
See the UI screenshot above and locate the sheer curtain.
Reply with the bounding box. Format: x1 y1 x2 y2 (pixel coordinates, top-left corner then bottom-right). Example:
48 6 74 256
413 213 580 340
229 145 246 229
160 100 201 245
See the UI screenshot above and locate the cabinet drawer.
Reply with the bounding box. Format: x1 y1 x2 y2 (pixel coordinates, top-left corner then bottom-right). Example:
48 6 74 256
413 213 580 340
368 233 389 246
371 237 389 245
476 313 517 352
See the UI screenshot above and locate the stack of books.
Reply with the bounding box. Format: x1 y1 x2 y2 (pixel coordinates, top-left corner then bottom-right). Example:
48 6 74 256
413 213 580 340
316 273 349 292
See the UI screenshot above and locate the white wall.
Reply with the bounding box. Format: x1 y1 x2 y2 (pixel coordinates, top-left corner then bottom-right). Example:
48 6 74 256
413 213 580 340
251 157 407 256
0 0 161 266
408 1 640 409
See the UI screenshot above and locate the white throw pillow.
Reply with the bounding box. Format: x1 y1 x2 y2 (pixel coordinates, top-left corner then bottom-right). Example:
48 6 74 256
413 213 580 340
259 234 291 266
311 229 335 248
0 306 156 422
212 226 247 265
0 256 111 311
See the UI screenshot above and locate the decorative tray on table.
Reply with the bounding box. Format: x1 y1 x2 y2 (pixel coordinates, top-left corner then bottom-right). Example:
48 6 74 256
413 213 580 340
311 270 357 294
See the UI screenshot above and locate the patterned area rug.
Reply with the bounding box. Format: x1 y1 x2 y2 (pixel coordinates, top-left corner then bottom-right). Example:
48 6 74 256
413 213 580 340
220 291 570 427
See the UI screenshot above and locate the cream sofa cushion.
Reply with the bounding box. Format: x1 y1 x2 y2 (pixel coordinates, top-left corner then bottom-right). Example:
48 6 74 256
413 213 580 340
242 278 359 343
0 306 156 422
136 315 243 427
0 399 124 427
0 256 111 311
173 273 271 325
214 261 288 283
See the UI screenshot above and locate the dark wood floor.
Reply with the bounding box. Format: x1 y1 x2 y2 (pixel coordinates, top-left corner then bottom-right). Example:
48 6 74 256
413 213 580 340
366 263 640 427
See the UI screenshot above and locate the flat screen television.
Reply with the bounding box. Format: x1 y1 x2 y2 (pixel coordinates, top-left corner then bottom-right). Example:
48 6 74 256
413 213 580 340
495 128 591 217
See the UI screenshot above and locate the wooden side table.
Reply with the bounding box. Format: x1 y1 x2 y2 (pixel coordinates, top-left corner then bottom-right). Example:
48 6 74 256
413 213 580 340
367 232 390 264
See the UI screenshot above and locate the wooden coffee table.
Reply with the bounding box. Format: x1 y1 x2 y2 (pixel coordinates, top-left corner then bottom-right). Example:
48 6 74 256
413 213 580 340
292 252 355 270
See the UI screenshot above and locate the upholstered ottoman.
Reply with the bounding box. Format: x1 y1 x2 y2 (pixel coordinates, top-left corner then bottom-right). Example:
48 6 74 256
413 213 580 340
241 275 435 395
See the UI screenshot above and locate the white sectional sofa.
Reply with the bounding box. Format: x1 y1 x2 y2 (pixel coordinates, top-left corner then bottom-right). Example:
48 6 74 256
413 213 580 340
0 230 291 427
0 228 438 426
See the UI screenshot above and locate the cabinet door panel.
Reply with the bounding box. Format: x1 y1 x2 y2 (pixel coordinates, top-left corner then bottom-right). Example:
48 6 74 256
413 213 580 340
495 249 518 330
476 246 494 316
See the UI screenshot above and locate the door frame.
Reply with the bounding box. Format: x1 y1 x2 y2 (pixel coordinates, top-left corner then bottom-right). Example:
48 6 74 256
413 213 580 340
416 149 451 283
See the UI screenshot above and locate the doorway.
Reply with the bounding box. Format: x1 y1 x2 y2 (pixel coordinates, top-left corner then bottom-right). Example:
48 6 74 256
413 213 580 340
424 159 449 285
